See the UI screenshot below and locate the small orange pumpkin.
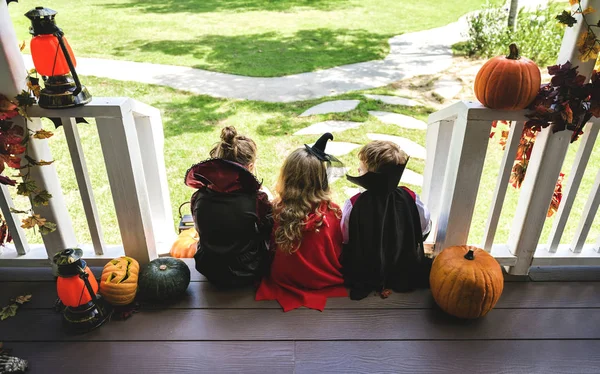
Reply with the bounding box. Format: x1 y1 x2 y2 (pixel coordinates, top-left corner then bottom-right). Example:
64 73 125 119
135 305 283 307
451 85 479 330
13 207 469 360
169 228 199 258
430 246 504 319
99 256 140 306
474 43 541 110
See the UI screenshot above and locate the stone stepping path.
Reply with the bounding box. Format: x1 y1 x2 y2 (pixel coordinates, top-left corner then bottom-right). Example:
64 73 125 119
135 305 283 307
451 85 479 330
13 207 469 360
368 111 427 130
328 167 348 184
299 100 360 117
308 141 360 157
364 94 421 107
367 133 426 159
433 77 462 100
294 120 362 135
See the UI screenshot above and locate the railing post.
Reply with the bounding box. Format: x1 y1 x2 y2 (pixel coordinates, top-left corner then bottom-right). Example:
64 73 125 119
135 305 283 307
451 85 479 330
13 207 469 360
483 121 525 251
422 119 454 239
0 1 77 258
0 185 30 255
508 127 572 275
96 107 158 265
434 109 492 253
62 117 107 255
130 101 176 249
570 167 600 252
548 122 599 252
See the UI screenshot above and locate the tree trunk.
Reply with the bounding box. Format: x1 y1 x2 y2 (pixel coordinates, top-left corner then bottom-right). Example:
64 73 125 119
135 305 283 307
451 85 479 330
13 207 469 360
508 0 518 32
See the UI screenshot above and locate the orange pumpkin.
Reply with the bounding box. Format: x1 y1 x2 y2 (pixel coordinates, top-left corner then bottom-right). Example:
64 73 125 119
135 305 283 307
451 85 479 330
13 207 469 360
474 43 541 110
99 256 140 306
169 228 199 258
430 246 504 319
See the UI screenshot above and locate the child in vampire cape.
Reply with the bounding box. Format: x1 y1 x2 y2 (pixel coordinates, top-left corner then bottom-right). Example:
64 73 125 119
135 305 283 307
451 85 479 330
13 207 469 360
341 140 432 300
184 126 273 288
256 133 347 312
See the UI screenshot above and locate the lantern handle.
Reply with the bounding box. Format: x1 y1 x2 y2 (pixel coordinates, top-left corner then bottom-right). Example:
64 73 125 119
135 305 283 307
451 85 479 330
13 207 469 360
77 265 104 315
54 29 83 96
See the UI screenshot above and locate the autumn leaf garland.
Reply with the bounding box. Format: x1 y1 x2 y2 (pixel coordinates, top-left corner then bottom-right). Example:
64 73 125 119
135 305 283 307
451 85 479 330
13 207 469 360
0 74 57 247
557 0 600 62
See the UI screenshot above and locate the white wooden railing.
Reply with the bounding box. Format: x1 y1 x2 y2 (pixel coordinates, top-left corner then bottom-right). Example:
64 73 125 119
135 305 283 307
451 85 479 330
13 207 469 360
423 101 600 275
0 98 176 267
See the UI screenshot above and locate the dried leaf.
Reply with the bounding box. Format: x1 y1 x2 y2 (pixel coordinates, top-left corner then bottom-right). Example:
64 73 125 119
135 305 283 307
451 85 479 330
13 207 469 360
37 160 54 166
21 214 46 229
556 10 577 27
39 221 57 235
32 129 53 139
16 180 37 196
570 0 579 5
583 6 596 14
32 190 52 206
18 40 26 51
0 304 18 320
14 295 31 305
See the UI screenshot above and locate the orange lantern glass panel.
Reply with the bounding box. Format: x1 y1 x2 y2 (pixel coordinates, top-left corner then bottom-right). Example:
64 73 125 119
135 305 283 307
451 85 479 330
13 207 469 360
56 267 98 307
30 34 77 76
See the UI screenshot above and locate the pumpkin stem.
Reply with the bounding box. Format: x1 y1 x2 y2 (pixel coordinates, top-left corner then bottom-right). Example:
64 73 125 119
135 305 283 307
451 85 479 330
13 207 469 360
159 264 167 270
464 249 475 260
507 43 520 60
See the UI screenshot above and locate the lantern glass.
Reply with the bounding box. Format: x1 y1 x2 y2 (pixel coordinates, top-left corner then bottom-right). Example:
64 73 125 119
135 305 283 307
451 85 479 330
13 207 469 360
56 267 98 308
30 34 77 76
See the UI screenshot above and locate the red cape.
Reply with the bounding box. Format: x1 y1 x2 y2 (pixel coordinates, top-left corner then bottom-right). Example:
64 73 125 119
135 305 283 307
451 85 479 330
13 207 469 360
256 202 348 312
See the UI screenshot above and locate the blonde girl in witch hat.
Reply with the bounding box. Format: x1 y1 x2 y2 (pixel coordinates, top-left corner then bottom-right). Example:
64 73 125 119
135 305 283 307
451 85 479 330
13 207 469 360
255 133 348 312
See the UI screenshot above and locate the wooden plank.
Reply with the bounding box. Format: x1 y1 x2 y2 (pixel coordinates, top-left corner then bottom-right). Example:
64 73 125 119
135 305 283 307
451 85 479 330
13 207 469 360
295 341 600 374
483 121 524 251
5 308 600 341
8 342 294 374
62 117 107 255
5 281 600 311
508 127 572 275
0 184 30 255
528 266 600 282
96 115 157 265
27 97 130 119
434 116 492 252
548 123 599 252
571 167 600 252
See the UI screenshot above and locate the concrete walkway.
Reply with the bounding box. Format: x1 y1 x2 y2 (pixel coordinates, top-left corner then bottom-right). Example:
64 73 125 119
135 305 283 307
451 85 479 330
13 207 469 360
22 16 470 103
22 0 547 103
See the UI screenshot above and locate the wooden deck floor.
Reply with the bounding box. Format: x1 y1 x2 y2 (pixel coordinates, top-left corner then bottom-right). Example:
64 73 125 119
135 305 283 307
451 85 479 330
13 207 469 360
1 260 600 374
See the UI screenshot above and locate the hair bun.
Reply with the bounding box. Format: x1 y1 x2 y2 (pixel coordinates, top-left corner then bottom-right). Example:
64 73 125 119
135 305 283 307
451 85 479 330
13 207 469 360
220 126 237 145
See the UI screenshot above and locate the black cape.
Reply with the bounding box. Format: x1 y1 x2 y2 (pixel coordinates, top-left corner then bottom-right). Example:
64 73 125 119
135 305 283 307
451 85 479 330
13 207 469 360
341 164 432 300
184 159 273 288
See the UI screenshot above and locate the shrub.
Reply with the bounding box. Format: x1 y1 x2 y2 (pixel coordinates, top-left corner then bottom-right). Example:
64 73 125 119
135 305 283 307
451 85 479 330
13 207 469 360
455 2 565 67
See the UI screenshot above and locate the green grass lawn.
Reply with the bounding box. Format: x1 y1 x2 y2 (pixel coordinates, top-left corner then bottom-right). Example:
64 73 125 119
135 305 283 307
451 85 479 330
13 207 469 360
8 0 488 77
10 76 600 248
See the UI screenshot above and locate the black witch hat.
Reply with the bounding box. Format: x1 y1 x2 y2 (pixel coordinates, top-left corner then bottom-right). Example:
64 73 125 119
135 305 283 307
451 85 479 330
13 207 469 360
304 132 343 190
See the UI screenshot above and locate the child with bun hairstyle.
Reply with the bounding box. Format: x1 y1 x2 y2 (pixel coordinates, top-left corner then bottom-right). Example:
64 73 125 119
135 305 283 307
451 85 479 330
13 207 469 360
184 126 273 288
255 133 347 312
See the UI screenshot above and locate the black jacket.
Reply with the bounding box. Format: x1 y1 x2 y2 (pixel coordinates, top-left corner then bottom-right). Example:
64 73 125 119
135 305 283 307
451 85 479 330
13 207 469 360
342 164 432 300
184 159 273 288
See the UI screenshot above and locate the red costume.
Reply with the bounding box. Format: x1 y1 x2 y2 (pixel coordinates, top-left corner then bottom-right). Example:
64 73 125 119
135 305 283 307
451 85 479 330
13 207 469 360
256 202 348 312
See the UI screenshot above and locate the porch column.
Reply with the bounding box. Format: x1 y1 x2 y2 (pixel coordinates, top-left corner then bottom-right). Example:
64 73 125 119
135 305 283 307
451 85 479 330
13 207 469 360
0 2 77 257
508 0 600 275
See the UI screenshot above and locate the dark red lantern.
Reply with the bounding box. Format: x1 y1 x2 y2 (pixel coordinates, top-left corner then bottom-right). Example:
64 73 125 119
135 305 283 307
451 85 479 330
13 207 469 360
25 7 91 109
53 248 112 333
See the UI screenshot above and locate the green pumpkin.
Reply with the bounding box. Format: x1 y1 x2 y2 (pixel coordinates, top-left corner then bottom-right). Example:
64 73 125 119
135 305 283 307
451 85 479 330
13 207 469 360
138 257 191 302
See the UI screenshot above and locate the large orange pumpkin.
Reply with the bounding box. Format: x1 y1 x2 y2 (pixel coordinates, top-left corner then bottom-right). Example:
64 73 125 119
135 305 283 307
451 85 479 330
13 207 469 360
430 246 504 319
99 256 140 306
474 43 541 110
169 228 199 258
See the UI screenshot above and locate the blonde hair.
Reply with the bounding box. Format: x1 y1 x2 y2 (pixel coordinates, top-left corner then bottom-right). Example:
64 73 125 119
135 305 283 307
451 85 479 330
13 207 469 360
358 140 408 172
210 126 257 167
273 148 340 254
